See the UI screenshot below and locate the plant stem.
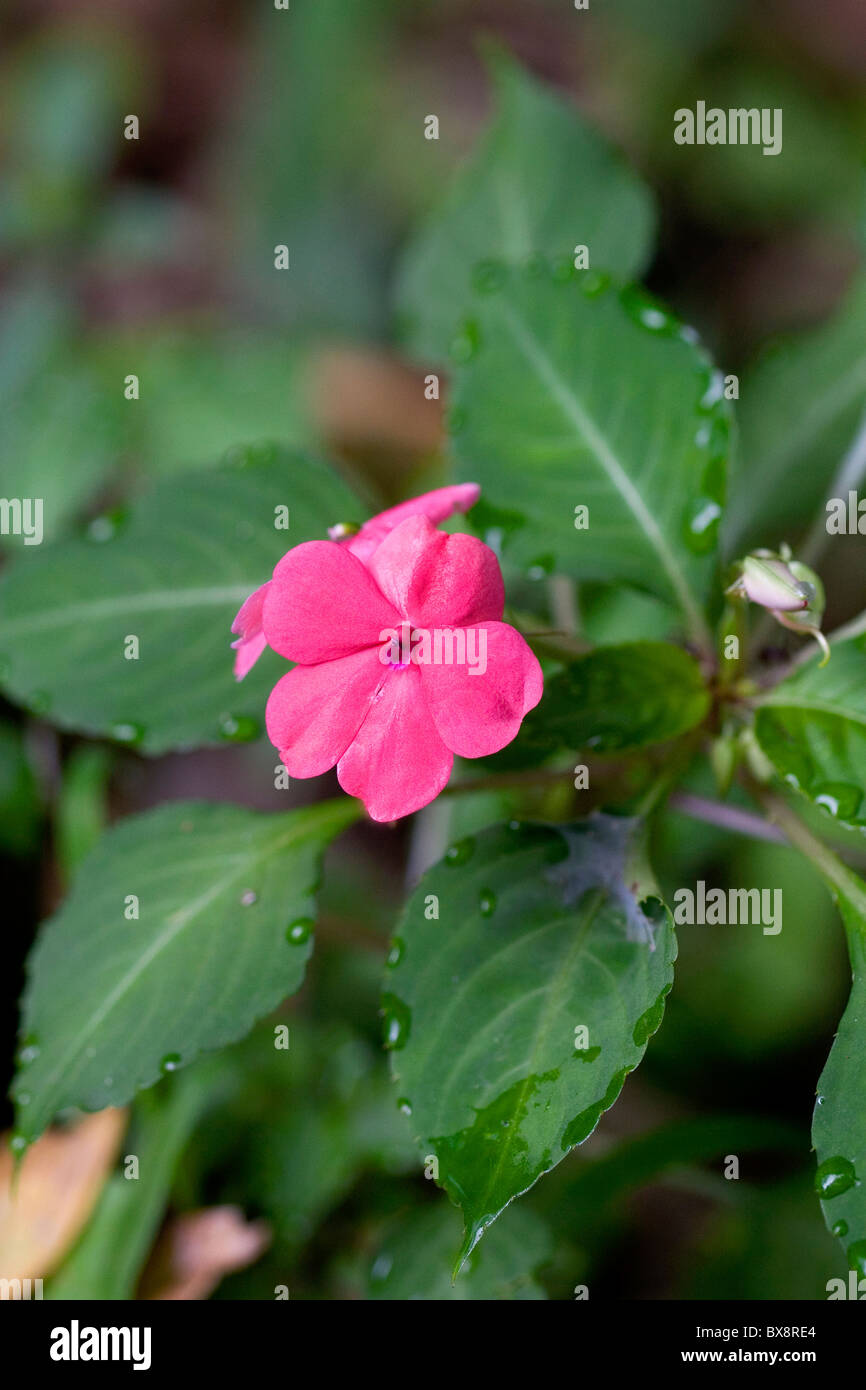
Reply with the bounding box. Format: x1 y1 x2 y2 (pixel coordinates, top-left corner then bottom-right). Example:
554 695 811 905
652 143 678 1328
669 791 786 844
745 777 866 920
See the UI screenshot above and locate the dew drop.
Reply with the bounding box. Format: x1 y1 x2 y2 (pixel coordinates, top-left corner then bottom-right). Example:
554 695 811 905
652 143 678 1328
620 285 677 335
450 319 481 365
700 371 725 410
381 993 411 1050
111 721 144 745
579 270 611 299
814 783 862 821
16 1035 40 1066
87 515 120 543
445 836 475 867
525 553 554 582
847 1239 866 1277
160 1053 182 1074
371 1253 393 1282
683 498 722 555
386 937 405 968
9 1132 28 1157
240 890 258 906
815 1155 857 1198
479 890 497 918
16 1092 30 1106
833 1220 849 1238
286 917 314 945
219 714 260 743
397 1096 413 1116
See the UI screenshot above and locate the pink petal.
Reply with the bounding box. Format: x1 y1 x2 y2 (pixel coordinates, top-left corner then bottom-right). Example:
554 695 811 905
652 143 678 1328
367 514 504 628
262 541 400 665
337 665 453 821
341 482 481 564
231 582 271 680
420 621 543 758
266 649 385 778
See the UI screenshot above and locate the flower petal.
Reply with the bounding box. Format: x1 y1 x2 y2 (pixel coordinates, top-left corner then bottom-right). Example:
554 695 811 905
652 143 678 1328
231 582 270 680
266 649 385 778
341 483 480 564
337 665 453 821
367 514 504 627
263 541 400 664
420 621 543 758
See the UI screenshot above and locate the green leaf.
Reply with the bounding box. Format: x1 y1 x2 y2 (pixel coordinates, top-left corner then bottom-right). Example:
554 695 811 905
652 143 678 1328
224 0 393 337
368 1204 552 1300
93 329 315 477
812 882 866 1275
11 798 359 1143
0 446 364 752
386 815 676 1267
0 284 124 549
518 641 710 758
396 51 656 363
755 635 866 829
451 264 731 644
726 273 866 552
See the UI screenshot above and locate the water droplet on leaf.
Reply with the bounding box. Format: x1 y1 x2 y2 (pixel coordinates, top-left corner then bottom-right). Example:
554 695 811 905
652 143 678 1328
219 714 260 743
445 836 475 866
815 1155 857 1198
111 721 144 745
450 319 481 365
286 917 314 945
16 1035 40 1066
381 993 411 1050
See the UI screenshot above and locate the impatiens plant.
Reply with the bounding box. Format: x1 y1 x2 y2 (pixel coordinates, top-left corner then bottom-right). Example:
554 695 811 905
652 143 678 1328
235 488 542 821
3 49 866 1298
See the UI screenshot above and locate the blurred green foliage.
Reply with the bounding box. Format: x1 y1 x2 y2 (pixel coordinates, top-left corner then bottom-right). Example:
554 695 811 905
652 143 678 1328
1 0 865 1301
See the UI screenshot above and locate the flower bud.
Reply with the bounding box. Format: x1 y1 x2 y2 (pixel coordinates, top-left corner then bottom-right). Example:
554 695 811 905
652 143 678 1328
727 554 812 612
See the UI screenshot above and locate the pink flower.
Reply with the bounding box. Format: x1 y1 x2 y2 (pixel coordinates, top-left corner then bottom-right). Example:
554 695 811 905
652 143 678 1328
249 513 542 821
231 483 480 679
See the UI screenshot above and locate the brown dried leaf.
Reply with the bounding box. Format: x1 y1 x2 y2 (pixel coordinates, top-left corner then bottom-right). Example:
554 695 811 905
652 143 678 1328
0 1109 127 1281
